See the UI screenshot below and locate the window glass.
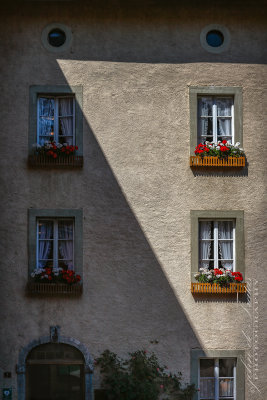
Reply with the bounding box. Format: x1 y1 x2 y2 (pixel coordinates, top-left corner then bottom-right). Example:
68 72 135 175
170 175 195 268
200 359 215 377
38 96 74 146
197 96 233 144
58 98 74 145
27 344 84 400
200 359 215 399
199 220 234 270
200 358 236 400
48 29 66 47
219 359 235 377
37 219 74 270
206 30 224 47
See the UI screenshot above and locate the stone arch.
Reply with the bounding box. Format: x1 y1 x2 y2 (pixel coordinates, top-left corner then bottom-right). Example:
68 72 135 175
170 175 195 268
17 327 94 400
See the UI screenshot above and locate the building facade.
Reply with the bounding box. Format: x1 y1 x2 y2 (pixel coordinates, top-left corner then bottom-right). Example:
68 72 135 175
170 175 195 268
0 1 266 400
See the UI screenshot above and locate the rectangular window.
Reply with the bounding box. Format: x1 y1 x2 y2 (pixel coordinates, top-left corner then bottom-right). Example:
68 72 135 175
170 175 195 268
199 358 236 400
189 87 242 155
37 218 74 270
29 86 83 156
198 96 234 144
199 220 235 271
190 211 245 281
37 96 75 146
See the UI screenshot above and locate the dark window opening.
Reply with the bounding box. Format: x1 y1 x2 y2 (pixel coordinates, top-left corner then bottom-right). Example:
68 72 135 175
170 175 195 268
206 30 224 47
48 29 66 47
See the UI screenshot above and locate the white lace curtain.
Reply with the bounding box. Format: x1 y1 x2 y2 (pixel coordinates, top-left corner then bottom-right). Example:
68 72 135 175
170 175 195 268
58 221 74 270
199 221 233 270
38 98 54 145
38 222 52 268
218 221 233 270
38 97 73 145
38 220 73 270
199 221 212 268
59 98 73 144
198 97 232 141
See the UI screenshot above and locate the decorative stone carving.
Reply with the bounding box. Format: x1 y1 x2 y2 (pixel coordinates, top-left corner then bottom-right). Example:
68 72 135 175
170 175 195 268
50 326 61 343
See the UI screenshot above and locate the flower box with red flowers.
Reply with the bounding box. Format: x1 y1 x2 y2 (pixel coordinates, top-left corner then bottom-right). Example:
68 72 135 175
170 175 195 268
191 268 246 294
190 141 245 167
28 142 83 168
27 267 82 295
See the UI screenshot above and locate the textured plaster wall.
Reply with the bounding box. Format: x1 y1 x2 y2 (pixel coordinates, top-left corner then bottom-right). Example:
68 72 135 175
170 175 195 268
0 1 266 399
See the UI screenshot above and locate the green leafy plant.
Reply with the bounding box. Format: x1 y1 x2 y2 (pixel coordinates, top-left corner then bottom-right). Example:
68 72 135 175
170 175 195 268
95 349 196 400
195 268 243 287
194 141 244 158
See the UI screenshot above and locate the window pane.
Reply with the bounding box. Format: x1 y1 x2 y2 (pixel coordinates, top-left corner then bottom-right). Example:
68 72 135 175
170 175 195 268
59 97 73 116
39 117 54 139
219 260 233 270
219 359 235 377
59 117 74 145
217 98 232 117
219 378 234 397
199 241 213 260
38 221 53 239
39 97 54 117
217 118 232 139
218 222 233 239
199 222 213 239
200 359 215 377
58 221 73 239
58 221 74 270
38 241 53 262
198 118 213 139
198 97 213 116
218 241 233 260
38 221 53 268
200 378 215 398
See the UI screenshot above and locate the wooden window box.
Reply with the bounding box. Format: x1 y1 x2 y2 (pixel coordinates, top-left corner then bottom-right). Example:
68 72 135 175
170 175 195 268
190 156 245 167
191 282 247 294
28 155 83 168
27 282 83 296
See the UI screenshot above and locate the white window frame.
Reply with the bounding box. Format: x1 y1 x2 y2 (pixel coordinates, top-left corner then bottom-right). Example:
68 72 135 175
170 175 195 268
198 358 236 400
198 96 234 144
199 219 235 270
37 95 75 145
36 218 75 270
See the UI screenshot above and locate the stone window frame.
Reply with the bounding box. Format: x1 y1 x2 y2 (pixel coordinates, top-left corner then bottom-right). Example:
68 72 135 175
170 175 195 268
189 87 243 155
200 24 231 54
29 85 83 156
190 210 245 282
41 23 73 53
191 349 245 400
28 209 83 278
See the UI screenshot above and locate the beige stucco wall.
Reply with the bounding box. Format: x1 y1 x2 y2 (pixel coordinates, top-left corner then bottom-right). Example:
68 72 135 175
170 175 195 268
0 1 266 399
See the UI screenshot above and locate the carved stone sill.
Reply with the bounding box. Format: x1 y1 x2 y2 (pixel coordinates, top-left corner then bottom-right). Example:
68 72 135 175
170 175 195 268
27 282 83 296
28 155 83 168
190 156 245 167
191 282 247 294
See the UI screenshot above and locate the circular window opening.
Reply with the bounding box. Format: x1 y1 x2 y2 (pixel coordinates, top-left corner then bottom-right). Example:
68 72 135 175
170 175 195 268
48 29 66 47
206 30 224 47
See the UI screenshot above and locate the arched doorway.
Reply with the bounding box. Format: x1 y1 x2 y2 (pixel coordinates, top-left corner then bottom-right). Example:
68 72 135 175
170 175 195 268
17 329 93 400
26 343 84 400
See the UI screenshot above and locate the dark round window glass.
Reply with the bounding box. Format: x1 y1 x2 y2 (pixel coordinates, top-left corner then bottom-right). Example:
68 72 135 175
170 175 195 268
48 29 66 47
206 30 224 47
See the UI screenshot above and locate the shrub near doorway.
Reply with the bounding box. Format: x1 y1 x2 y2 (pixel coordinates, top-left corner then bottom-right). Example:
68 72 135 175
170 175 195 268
95 349 196 400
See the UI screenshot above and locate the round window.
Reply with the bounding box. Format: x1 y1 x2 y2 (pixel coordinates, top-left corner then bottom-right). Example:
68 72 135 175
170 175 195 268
41 23 72 53
48 29 66 47
200 24 230 54
206 30 224 47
